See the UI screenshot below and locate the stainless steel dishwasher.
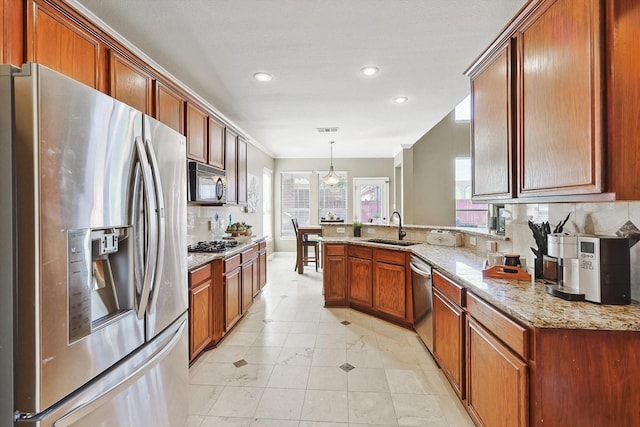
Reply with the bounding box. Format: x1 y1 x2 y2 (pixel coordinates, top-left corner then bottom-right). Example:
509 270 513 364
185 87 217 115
411 255 433 354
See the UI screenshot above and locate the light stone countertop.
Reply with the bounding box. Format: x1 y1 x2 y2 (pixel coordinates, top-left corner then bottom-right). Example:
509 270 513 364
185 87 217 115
322 237 640 331
187 237 266 271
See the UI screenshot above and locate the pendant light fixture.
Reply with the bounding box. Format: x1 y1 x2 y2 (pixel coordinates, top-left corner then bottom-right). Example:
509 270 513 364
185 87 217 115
322 141 340 186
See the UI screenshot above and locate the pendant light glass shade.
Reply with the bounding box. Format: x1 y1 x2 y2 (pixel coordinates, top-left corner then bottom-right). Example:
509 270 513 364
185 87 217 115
322 141 340 186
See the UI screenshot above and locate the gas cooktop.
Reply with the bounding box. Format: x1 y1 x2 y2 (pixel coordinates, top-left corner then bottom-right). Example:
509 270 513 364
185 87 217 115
187 240 239 253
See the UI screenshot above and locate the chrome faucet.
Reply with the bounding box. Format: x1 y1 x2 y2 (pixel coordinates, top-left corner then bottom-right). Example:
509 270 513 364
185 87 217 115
391 211 406 240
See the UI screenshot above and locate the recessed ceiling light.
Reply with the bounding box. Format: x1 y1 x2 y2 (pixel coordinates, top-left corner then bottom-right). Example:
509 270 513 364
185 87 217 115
253 72 273 82
393 96 409 104
360 66 379 76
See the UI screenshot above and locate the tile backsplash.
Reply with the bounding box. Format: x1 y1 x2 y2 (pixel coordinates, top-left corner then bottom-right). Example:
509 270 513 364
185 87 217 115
504 201 640 301
187 205 261 245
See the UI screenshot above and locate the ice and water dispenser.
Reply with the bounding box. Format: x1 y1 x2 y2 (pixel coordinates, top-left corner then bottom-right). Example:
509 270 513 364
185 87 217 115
68 227 134 342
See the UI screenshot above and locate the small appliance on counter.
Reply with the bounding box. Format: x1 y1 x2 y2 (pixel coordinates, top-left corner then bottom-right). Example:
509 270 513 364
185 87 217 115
545 233 584 301
578 236 630 304
426 230 462 246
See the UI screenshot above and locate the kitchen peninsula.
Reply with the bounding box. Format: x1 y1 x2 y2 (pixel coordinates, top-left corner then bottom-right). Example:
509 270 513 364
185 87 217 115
322 233 640 427
187 237 267 362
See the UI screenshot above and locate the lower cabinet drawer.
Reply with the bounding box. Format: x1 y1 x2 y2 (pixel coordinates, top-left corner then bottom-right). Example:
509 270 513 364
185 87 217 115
467 292 529 359
433 270 465 306
189 262 212 287
324 244 346 256
225 254 241 272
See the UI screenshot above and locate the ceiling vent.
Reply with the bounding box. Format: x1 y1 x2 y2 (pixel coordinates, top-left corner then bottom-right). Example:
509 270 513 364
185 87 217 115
316 127 339 133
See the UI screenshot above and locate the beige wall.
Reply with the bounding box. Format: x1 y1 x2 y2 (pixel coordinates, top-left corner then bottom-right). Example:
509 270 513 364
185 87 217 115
408 110 471 226
274 157 394 252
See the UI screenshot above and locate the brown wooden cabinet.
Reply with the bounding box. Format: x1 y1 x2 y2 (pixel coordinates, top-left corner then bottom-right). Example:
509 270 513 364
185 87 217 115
224 254 242 332
208 116 225 169
26 0 106 90
154 80 185 134
466 317 528 427
186 102 208 163
223 130 249 205
237 136 248 205
1 0 23 66
348 246 373 308
470 40 514 200
605 0 640 200
517 0 603 197
240 245 257 312
467 0 633 202
432 271 466 400
372 249 407 321
188 263 213 362
466 292 529 427
324 243 413 326
241 262 254 313
109 51 152 114
188 241 266 362
531 328 640 426
323 244 347 305
225 128 238 204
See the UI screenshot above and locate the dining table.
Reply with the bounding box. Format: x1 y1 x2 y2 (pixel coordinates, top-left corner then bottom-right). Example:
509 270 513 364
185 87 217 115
297 225 323 274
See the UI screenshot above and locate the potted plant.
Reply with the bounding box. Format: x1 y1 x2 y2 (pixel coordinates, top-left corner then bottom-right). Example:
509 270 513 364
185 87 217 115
353 220 363 237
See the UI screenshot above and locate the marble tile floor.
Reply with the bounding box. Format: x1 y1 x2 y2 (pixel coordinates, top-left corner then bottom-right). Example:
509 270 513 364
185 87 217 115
187 252 474 427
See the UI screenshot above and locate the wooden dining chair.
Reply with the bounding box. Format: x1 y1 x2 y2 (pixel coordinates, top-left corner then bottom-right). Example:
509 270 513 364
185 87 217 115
292 218 320 272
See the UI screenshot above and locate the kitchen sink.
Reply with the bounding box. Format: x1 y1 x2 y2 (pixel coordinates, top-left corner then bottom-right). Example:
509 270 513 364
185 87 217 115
365 238 420 247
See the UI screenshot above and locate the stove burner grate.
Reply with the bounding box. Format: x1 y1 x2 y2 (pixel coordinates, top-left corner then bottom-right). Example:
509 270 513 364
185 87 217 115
187 240 239 253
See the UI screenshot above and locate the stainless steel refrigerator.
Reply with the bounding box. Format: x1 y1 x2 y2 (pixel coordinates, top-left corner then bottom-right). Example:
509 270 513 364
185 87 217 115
1 63 189 426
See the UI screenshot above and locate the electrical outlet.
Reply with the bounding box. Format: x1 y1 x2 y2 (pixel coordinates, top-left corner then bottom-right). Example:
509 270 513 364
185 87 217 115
367 228 375 234
336 227 345 234
469 236 477 246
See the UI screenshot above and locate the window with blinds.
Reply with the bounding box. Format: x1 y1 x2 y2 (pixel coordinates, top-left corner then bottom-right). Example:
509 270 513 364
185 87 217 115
318 171 347 221
281 172 311 238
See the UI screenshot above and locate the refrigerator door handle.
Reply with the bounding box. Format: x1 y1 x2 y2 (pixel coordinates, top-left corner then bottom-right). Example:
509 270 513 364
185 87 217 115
131 162 145 297
134 136 159 320
144 138 165 315
50 318 187 427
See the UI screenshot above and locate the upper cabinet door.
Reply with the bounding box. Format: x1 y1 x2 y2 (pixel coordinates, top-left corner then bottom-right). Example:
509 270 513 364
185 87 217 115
225 128 238 204
606 0 640 200
186 103 208 163
109 51 153 114
237 136 248 205
208 117 225 170
1 0 24 66
470 40 514 200
517 0 604 197
154 80 185 134
27 0 106 91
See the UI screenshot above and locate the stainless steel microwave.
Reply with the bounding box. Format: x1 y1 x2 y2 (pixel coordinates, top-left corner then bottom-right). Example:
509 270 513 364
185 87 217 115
188 161 226 204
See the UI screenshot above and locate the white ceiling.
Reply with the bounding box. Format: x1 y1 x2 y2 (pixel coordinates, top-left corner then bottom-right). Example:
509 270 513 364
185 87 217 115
71 0 527 159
